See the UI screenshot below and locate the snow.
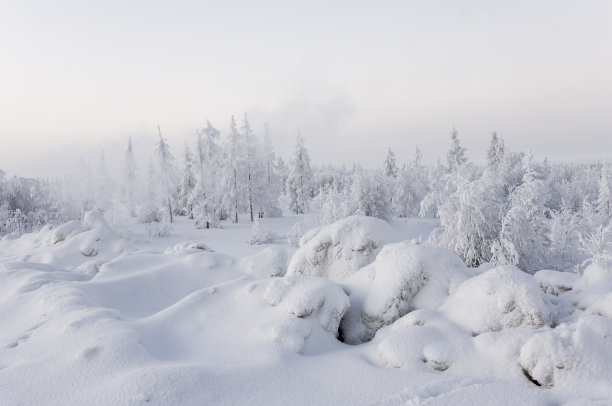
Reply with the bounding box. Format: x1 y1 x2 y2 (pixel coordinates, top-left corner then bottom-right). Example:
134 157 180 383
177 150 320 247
440 265 549 334
0 213 611 405
286 215 399 282
340 241 469 344
533 269 580 296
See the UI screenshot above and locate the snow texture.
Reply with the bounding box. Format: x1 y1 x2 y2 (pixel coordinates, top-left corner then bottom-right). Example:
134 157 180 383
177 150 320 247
286 215 399 282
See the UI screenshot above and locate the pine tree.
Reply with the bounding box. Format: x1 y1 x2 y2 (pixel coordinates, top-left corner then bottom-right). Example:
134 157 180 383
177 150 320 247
596 162 611 227
384 148 398 178
286 132 313 214
447 127 467 173
123 137 138 217
177 142 196 218
155 125 176 223
487 131 505 168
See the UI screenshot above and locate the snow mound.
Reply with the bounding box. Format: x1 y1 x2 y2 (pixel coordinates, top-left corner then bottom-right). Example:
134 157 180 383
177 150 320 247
570 261 612 320
164 240 213 253
376 309 474 371
440 265 549 335
340 242 469 344
51 220 82 244
286 216 398 282
240 246 288 279
263 275 349 338
0 212 132 270
519 316 612 390
533 269 580 296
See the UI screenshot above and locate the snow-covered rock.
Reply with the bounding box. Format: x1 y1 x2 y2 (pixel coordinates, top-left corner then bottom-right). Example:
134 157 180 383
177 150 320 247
286 216 399 282
340 242 469 343
440 265 549 335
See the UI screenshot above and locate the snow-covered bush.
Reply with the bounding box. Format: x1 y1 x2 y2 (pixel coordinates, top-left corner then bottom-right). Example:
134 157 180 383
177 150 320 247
147 222 171 238
286 216 398 282
439 265 549 335
247 220 278 245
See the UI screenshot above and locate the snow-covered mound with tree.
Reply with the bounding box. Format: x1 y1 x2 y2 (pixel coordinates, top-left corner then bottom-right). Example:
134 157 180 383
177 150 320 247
1 213 612 405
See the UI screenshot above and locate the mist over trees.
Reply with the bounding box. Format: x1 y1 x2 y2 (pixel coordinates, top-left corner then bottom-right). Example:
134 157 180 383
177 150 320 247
1 121 610 275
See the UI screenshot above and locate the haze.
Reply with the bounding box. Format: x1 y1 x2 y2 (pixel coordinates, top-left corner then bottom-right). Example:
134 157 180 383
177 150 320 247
1 0 611 178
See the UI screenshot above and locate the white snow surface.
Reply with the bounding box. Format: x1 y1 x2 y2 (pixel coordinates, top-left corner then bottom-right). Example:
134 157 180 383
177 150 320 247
1 213 611 405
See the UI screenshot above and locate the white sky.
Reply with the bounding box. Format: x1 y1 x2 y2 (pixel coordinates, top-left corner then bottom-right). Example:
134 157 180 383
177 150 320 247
1 0 611 178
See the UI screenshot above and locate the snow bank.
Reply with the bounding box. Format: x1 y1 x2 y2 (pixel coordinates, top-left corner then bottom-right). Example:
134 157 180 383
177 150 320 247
440 265 549 335
240 246 288 279
286 216 399 282
340 242 469 343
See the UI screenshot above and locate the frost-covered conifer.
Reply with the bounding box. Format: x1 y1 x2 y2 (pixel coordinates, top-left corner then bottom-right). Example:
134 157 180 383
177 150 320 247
155 125 177 223
383 148 398 178
286 133 313 214
446 127 467 172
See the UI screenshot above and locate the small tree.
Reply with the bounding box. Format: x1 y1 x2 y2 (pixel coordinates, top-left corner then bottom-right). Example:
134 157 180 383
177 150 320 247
447 127 467 173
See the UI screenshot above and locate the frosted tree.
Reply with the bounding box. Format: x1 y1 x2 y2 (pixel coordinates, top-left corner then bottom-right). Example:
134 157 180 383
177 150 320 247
177 142 196 218
419 157 447 218
487 131 505 168
193 120 223 226
446 127 467 173
242 113 257 222
439 168 505 267
496 154 549 272
258 126 282 217
548 201 583 271
222 116 246 223
394 163 427 218
383 148 398 178
123 137 138 217
95 151 114 213
286 133 313 214
155 125 177 223
350 168 392 219
596 162 611 227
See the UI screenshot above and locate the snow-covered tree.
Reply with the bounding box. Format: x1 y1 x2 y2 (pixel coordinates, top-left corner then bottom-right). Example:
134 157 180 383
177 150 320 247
383 148 398 178
286 133 313 214
155 125 177 223
177 142 196 218
439 168 505 267
222 116 245 223
487 131 505 168
596 162 611 227
447 127 467 173
123 137 138 217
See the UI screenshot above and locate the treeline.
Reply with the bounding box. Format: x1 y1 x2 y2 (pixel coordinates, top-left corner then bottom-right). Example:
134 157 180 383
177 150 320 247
1 120 610 274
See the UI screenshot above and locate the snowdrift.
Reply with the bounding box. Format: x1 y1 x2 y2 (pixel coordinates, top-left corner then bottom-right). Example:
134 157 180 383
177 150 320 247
1 215 612 405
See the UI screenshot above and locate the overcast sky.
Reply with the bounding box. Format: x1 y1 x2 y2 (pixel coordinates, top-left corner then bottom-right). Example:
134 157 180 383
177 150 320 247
1 0 611 178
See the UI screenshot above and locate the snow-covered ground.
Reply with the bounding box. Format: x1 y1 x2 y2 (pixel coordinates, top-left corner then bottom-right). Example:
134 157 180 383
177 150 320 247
1 213 611 405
